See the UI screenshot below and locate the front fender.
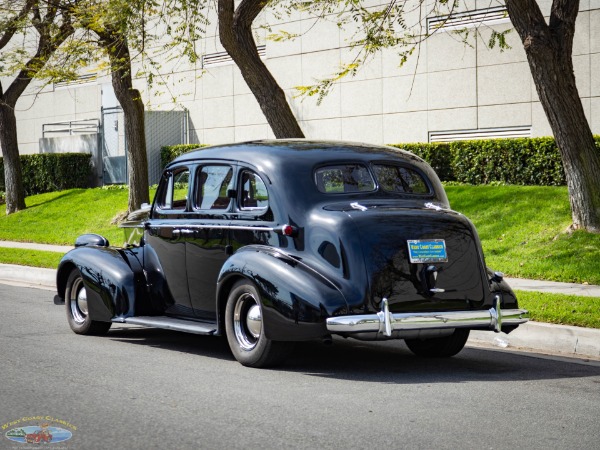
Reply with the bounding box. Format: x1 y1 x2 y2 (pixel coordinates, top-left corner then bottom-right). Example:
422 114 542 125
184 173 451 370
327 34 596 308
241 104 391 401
217 246 348 341
57 246 149 322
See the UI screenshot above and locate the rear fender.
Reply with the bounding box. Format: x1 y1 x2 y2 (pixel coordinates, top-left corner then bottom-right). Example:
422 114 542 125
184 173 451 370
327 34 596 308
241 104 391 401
216 246 348 341
57 245 149 321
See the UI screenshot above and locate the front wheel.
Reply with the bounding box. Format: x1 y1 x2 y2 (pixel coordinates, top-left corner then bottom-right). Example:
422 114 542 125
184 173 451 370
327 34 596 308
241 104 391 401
404 328 470 357
65 269 111 335
225 280 293 368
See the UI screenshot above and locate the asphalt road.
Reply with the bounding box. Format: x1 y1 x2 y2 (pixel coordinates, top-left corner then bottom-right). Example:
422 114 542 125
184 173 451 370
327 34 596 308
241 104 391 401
1 284 599 450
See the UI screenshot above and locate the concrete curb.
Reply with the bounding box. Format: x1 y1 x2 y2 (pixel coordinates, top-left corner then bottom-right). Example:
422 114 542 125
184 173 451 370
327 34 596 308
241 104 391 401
506 277 600 297
0 264 56 290
470 322 600 360
1 263 599 360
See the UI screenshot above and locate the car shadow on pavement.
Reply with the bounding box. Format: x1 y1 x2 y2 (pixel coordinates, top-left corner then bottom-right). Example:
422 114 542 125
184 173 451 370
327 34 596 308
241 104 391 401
104 326 600 383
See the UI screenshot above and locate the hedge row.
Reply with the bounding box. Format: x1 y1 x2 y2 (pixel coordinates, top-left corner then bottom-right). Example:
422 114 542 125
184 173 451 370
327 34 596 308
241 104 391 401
0 153 92 196
161 144 207 168
391 136 600 185
164 137 600 186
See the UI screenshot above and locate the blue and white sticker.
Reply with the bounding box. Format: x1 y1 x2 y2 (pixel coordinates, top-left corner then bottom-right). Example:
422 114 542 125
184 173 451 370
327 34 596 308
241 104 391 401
407 239 448 263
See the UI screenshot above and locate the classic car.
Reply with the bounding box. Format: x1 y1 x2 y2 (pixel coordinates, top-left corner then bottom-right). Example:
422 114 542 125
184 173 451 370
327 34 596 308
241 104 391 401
55 140 529 367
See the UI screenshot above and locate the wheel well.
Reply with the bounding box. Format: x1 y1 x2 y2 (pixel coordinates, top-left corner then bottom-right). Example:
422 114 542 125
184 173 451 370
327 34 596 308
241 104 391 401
217 275 248 335
57 262 77 299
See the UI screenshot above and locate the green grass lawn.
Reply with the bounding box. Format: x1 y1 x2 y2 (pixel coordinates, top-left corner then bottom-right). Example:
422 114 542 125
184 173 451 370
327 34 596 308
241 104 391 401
516 290 600 329
0 188 129 246
445 185 600 285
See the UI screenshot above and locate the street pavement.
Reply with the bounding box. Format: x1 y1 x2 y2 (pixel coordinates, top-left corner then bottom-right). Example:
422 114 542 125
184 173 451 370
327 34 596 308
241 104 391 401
0 240 598 361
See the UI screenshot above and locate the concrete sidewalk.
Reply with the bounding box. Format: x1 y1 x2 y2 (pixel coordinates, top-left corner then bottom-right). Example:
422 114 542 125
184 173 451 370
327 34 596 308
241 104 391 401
0 240 598 361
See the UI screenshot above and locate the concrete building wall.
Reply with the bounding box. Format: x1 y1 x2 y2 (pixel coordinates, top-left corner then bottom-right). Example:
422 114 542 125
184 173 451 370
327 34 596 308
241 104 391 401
7 1 600 156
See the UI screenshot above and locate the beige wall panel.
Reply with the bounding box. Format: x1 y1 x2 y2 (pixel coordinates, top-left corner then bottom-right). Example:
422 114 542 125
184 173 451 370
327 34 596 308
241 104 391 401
341 79 382 117
477 103 532 129
573 9 591 56
234 124 270 142
477 62 532 106
591 52 600 97
381 45 428 78
428 68 477 110
339 49 383 82
301 49 342 85
591 97 600 134
16 118 37 147
530 102 553 137
383 111 429 144
591 9 600 53
302 118 342 140
233 66 252 96
301 86 341 121
428 107 477 133
300 16 340 54
341 115 382 143
266 21 302 58
383 74 428 114
204 127 235 145
476 24 527 67
202 65 234 99
426 32 476 73
574 54 591 97
265 55 303 90
234 94 268 127
203 96 234 129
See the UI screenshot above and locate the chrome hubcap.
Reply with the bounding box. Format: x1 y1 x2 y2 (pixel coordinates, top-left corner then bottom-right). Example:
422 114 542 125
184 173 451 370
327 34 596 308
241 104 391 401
70 278 88 325
233 293 262 351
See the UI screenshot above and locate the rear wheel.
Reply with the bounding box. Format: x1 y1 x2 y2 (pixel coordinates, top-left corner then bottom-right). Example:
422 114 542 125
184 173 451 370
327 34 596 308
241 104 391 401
225 280 293 368
65 269 111 335
405 328 470 357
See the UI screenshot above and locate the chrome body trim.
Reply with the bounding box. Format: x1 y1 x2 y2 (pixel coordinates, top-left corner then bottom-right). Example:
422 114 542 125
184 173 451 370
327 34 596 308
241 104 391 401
148 223 276 232
113 316 217 335
326 299 529 337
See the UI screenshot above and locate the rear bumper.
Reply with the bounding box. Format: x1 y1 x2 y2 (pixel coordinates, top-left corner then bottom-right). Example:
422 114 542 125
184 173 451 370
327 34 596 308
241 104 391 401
326 296 529 337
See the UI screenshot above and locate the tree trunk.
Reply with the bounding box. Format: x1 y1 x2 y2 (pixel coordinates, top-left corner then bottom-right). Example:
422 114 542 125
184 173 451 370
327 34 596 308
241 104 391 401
99 33 149 213
218 0 304 138
506 0 600 232
0 98 26 214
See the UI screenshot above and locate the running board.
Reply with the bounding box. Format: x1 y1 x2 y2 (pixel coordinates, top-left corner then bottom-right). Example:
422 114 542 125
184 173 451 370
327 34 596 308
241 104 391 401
113 316 217 335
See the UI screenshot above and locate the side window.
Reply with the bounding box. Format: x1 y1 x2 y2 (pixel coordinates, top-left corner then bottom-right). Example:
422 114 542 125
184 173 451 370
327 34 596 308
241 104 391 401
240 171 268 210
314 164 375 194
161 168 190 210
195 165 234 210
372 164 430 194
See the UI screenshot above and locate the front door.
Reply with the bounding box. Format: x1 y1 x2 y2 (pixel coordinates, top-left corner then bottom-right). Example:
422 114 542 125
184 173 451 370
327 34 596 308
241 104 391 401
146 167 193 317
185 164 236 320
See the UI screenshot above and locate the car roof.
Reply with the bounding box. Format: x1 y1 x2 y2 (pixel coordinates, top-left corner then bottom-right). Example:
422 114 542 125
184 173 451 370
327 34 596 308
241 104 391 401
169 139 426 168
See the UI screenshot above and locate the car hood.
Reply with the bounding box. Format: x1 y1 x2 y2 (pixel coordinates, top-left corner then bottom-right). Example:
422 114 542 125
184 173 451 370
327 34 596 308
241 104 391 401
335 204 490 314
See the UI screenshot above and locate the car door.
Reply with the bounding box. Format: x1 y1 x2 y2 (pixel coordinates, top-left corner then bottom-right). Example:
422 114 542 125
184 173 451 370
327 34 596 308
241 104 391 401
145 166 194 316
185 163 235 320
229 168 279 256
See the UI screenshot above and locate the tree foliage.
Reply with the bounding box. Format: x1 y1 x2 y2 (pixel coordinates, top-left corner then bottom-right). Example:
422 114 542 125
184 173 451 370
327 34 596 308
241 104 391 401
0 0 77 214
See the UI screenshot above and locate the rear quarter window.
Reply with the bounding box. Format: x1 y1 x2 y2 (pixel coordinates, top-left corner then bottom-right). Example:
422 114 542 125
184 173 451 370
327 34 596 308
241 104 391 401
372 164 430 194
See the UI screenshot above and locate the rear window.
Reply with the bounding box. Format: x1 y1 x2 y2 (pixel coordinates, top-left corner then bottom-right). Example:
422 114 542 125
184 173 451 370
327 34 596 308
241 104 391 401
315 164 375 194
372 164 430 194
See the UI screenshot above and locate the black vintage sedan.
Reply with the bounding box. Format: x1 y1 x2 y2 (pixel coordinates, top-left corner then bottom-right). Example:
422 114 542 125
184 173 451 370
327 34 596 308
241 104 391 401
56 140 529 367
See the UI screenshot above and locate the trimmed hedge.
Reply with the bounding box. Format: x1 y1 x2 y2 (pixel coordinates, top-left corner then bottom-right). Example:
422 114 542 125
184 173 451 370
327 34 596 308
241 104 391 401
161 144 207 168
391 136 600 185
0 153 92 196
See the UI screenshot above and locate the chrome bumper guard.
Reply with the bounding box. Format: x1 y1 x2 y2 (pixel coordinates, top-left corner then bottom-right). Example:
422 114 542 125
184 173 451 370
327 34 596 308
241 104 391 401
326 296 529 337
